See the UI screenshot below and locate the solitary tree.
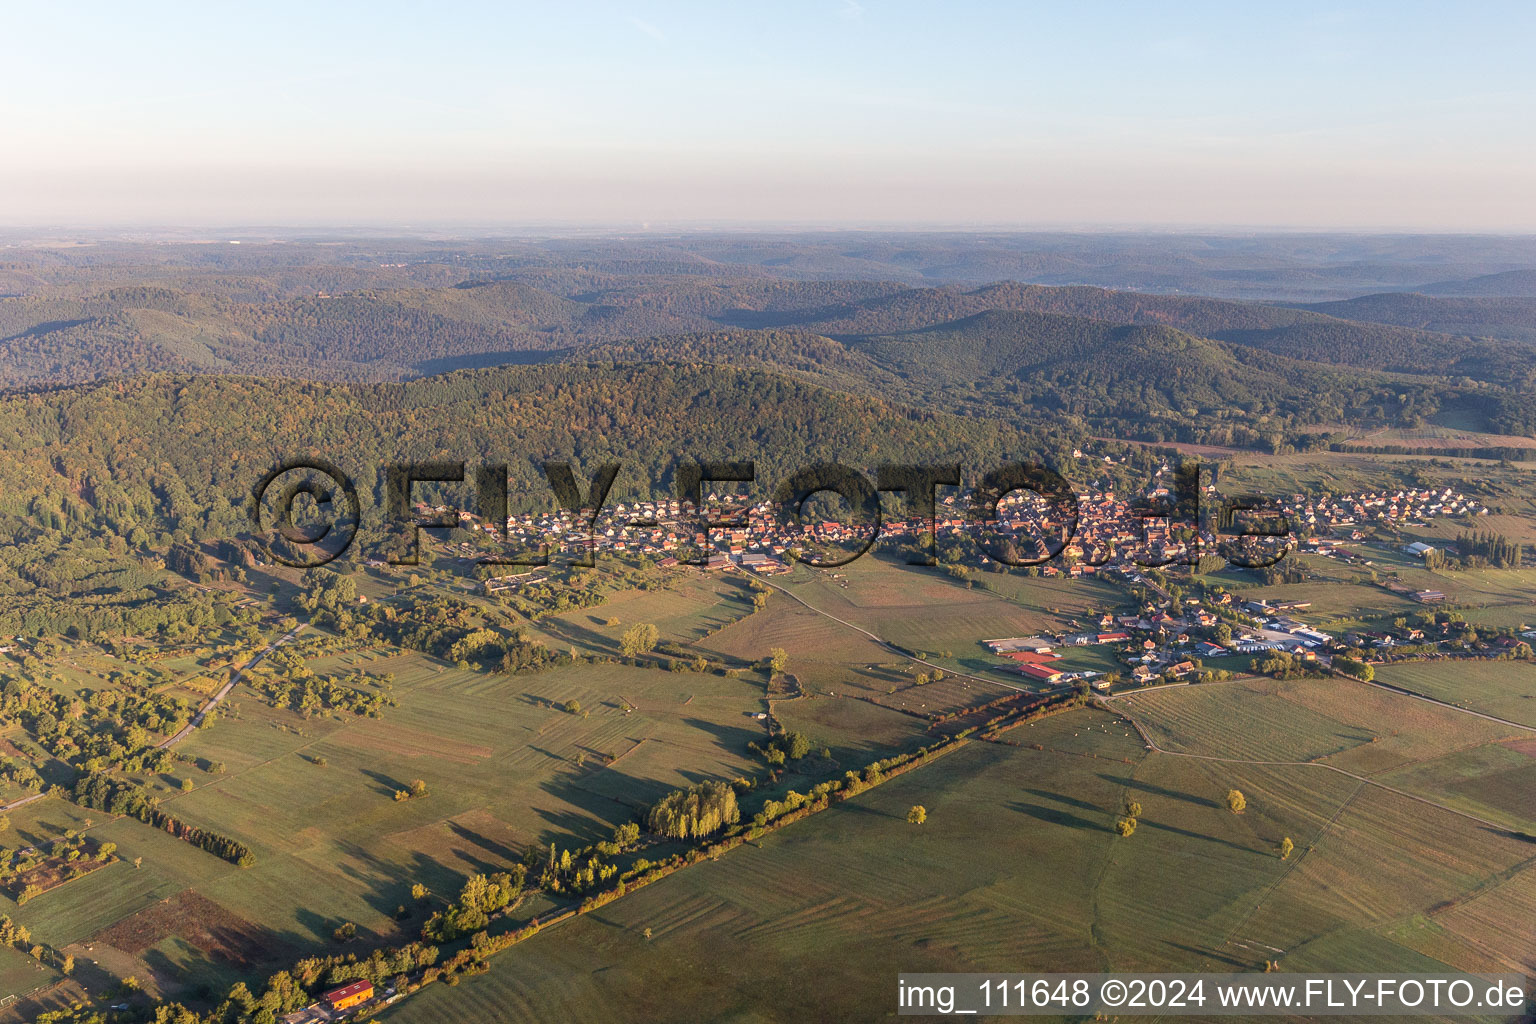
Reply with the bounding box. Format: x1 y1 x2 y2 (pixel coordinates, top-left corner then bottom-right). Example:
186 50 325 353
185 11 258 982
1226 789 1247 815
1114 816 1138 837
620 623 660 658
1123 797 1143 818
1279 836 1294 860
907 805 927 825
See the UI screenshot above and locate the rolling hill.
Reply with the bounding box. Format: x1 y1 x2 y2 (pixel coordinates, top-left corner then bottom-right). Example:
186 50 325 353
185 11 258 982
1295 293 1536 345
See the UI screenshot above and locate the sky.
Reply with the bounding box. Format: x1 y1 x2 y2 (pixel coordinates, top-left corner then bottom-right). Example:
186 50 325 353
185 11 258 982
3 1 1535 230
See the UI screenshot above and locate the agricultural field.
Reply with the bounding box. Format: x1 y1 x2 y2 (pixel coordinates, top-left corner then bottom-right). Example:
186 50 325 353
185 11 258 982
2 641 780 1003
532 572 758 654
714 557 1129 694
381 698 1534 1024
6 512 1535 1021
1376 660 1536 727
1220 449 1536 500
1336 425 1536 452
1116 676 1521 775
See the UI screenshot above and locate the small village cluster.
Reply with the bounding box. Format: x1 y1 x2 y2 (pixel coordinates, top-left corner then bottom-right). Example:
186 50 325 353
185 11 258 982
982 584 1334 689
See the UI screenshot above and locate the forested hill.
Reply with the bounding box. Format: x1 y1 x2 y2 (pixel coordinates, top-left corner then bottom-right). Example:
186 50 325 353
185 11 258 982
706 281 1536 388
0 362 1076 541
0 279 717 386
1416 270 1536 297
1292 293 1536 345
6 254 1536 393
827 309 1516 446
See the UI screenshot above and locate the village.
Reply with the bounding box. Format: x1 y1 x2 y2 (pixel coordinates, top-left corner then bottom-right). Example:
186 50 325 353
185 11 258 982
379 470 1522 711
412 474 1488 596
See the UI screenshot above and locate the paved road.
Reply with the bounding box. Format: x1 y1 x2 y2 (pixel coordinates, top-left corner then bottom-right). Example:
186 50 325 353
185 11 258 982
0 792 45 813
157 625 304 749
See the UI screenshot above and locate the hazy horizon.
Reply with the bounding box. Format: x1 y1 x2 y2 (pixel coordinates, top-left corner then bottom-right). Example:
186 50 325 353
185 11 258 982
6 1 1536 230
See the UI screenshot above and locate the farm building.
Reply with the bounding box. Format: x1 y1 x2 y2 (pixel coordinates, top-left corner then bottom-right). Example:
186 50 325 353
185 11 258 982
1014 663 1066 683
1002 650 1062 665
325 980 375 1012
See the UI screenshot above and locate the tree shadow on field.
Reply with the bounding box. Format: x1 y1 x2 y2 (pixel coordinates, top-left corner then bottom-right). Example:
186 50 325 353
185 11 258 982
1008 801 1106 832
836 801 905 821
1333 729 1375 747
1165 941 1250 969
361 768 411 796
1021 788 1103 814
1481 825 1536 844
537 617 619 657
531 777 630 848
448 821 521 864
1097 773 1221 809
1137 819 1261 856
680 715 760 757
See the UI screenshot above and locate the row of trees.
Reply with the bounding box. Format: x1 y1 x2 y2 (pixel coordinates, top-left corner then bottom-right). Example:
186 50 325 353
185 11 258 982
71 773 255 867
645 780 741 840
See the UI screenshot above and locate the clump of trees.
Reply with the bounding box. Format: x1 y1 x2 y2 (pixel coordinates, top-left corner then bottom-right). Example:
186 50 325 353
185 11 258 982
646 780 740 840
749 730 812 766
249 667 394 719
620 622 660 658
1115 795 1141 837
423 870 525 942
1332 655 1374 682
394 779 429 801
1254 651 1325 680
1441 530 1524 570
767 648 789 676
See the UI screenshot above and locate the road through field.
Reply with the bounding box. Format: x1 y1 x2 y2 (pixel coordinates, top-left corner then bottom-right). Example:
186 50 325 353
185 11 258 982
157 624 305 749
739 567 1045 696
